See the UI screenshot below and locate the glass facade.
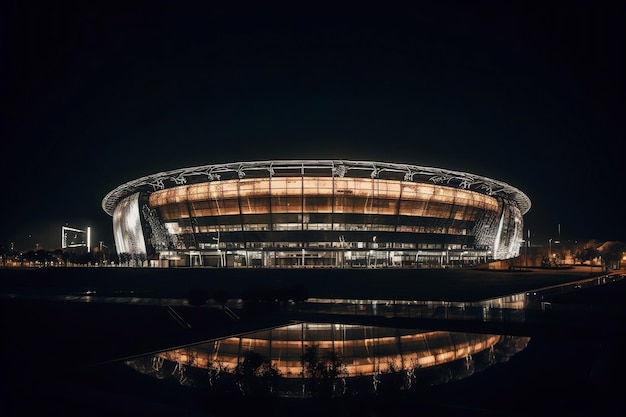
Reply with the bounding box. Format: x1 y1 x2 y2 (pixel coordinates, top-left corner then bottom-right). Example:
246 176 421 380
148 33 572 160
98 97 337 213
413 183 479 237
112 192 147 258
103 160 531 267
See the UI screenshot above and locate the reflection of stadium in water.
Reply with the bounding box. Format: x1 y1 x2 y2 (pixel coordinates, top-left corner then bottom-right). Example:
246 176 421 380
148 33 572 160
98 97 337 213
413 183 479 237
126 322 530 396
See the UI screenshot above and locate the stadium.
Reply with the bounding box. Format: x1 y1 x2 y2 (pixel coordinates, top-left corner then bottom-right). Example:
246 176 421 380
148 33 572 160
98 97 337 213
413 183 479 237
102 160 531 268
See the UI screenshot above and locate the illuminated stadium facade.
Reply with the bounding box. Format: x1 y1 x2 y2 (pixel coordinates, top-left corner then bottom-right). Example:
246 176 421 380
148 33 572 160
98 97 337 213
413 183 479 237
102 160 531 268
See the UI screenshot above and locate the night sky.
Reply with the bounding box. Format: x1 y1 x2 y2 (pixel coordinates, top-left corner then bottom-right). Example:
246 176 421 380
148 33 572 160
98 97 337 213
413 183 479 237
2 1 624 252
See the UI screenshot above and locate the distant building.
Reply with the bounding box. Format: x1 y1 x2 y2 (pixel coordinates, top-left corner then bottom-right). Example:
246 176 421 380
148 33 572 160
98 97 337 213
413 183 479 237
102 160 531 267
61 225 91 253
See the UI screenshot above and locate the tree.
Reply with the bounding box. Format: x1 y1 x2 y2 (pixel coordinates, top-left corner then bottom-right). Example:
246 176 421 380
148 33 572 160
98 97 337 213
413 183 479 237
138 252 147 267
598 241 625 270
0 244 6 266
34 248 49 266
109 251 119 266
575 242 600 265
77 251 94 265
233 351 281 397
22 250 36 266
61 251 70 266
375 361 410 397
301 344 347 398
118 252 130 266
52 249 64 265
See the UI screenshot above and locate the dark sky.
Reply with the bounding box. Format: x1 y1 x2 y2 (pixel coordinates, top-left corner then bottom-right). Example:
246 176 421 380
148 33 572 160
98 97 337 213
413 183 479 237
2 1 624 252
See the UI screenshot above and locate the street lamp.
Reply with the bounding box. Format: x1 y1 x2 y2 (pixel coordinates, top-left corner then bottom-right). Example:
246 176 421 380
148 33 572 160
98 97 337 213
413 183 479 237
212 231 221 267
549 238 552 258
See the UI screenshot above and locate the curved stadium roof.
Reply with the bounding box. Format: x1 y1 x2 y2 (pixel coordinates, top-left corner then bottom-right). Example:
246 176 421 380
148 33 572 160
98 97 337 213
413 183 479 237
102 160 531 216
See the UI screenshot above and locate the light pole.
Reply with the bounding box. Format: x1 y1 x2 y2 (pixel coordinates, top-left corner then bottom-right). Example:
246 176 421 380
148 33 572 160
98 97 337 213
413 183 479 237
548 238 553 266
549 238 552 255
526 229 530 266
212 231 221 267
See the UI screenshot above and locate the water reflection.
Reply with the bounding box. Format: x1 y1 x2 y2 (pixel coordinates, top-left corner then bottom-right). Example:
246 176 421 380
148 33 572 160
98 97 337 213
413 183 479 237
126 322 529 397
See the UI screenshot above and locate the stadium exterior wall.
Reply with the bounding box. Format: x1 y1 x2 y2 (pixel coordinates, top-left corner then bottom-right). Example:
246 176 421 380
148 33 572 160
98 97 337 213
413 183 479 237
102 160 531 268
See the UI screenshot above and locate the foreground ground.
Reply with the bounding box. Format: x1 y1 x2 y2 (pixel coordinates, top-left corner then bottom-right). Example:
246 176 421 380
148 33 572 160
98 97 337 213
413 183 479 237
1 266 625 416
0 264 610 301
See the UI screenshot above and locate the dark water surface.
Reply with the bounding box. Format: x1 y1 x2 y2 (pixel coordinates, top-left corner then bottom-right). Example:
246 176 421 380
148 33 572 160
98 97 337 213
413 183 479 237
1 266 625 416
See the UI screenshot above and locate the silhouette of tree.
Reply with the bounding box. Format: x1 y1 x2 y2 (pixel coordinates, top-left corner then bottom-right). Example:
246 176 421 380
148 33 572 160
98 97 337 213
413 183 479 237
207 360 234 394
258 360 281 396
138 252 147 267
34 248 49 266
77 251 94 265
109 251 119 265
61 251 70 266
118 252 131 266
376 361 409 396
22 250 35 266
52 249 63 265
599 241 625 270
575 244 600 265
234 351 281 397
0 245 7 266
301 344 347 398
